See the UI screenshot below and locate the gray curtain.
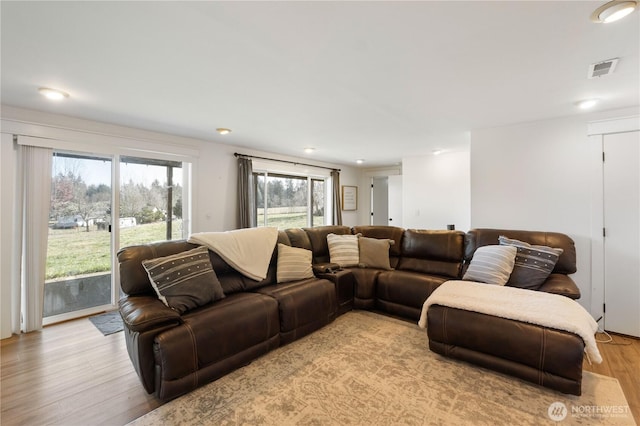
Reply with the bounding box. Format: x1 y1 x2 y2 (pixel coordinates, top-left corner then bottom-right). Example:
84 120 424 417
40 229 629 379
237 157 257 228
331 170 343 225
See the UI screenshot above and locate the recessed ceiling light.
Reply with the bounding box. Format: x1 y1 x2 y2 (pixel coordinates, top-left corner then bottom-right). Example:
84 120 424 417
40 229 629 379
38 87 69 101
577 99 599 109
356 159 364 164
216 128 231 135
304 147 315 154
591 1 638 23
432 149 443 156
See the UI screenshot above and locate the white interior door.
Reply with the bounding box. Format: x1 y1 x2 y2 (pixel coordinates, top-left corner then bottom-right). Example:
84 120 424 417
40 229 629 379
388 175 403 227
603 131 640 337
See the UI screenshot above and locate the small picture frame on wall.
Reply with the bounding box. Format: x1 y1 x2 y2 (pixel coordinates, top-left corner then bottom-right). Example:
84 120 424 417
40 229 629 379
342 185 357 211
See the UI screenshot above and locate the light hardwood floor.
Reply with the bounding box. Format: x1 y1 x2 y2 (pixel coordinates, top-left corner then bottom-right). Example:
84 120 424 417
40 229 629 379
1 314 639 425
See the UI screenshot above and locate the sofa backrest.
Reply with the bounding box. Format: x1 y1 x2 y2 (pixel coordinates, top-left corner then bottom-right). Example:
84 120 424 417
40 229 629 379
352 225 405 268
117 231 291 296
396 229 465 278
464 228 577 274
301 225 352 263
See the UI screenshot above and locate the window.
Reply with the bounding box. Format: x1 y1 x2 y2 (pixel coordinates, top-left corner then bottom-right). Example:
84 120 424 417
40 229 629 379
254 172 326 229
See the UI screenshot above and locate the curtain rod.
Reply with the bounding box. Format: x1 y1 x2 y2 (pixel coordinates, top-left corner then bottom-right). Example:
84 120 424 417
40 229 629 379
234 153 340 172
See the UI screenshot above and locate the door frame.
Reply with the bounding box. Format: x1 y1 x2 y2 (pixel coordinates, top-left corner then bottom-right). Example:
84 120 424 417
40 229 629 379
588 115 640 323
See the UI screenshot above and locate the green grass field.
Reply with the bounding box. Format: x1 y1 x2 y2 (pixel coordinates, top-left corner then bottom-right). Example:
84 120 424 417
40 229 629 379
46 221 183 280
46 215 324 280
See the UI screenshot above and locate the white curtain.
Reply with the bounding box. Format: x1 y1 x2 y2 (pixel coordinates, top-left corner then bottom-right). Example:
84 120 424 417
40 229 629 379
15 143 52 332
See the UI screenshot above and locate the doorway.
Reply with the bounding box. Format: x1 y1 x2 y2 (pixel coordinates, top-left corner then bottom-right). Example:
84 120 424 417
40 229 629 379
371 177 388 225
370 175 402 227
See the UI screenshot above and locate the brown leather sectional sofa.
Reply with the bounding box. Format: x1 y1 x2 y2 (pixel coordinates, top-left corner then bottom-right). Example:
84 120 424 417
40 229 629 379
117 226 583 401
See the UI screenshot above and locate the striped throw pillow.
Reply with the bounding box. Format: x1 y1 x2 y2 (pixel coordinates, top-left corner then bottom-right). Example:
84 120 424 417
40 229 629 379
277 243 314 283
499 236 563 290
327 233 360 267
462 245 517 286
142 246 225 314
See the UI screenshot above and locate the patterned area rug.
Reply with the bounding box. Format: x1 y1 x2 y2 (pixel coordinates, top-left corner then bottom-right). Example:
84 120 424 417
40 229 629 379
128 311 634 426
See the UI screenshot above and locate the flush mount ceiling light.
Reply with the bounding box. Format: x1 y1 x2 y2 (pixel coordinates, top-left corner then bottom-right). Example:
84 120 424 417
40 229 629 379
38 87 69 101
304 147 315 154
577 99 599 109
432 149 443 156
216 128 231 135
591 1 638 23
356 159 365 164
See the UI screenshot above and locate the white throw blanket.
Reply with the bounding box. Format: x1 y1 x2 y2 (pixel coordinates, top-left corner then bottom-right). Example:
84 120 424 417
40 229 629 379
418 280 602 364
188 227 278 281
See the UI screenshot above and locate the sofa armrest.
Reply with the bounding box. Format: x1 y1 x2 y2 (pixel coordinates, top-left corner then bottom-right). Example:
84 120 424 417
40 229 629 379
119 295 182 333
316 270 354 314
538 274 581 300
313 262 342 274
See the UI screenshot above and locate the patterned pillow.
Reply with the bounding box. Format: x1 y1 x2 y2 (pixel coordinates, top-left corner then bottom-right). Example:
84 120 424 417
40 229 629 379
462 245 517 286
277 243 314 283
499 236 564 290
327 233 360 267
142 246 225 314
358 237 394 270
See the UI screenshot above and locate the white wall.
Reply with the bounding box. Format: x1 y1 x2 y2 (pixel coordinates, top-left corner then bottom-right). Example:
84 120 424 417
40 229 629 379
402 151 471 231
470 107 640 314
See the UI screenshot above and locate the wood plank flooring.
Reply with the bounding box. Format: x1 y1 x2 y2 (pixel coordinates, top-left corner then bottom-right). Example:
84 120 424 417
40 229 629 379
1 315 639 425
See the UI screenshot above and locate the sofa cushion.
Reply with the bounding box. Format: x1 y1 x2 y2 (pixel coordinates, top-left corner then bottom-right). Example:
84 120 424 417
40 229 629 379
377 269 448 311
358 236 394 270
465 229 577 274
142 246 225 314
397 230 465 278
327 233 360 267
499 236 563 290
352 226 405 257
462 245 517 286
276 243 314 283
303 225 352 263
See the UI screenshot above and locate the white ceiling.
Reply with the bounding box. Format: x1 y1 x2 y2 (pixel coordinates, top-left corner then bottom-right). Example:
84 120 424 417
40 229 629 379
1 1 638 167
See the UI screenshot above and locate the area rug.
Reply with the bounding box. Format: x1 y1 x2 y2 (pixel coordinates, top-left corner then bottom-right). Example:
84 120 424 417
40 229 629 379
88 310 123 336
128 311 635 426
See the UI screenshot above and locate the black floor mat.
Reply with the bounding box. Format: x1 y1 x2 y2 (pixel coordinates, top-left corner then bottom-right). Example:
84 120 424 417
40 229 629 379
88 310 123 336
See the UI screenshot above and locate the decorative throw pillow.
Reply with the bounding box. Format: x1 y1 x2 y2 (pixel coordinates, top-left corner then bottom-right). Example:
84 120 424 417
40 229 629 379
358 237 394 270
142 246 225 314
499 236 564 290
462 245 517 286
276 243 314 283
327 233 360 267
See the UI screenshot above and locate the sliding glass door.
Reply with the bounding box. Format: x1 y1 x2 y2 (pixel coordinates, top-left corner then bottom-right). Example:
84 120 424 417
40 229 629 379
44 152 189 324
45 152 113 322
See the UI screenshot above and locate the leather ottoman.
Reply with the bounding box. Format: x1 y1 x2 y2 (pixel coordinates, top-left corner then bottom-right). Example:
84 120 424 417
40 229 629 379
427 305 585 395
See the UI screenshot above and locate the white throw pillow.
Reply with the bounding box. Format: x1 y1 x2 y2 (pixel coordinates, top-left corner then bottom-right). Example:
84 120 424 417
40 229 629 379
462 245 517 286
327 233 360 267
276 243 314 283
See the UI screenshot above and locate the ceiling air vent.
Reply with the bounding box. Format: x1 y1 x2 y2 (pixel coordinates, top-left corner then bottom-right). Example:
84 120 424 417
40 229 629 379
588 58 619 78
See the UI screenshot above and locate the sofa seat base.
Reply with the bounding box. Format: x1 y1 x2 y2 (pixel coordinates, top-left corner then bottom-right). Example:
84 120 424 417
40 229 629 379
256 278 337 345
377 270 449 318
427 305 585 395
153 292 280 400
